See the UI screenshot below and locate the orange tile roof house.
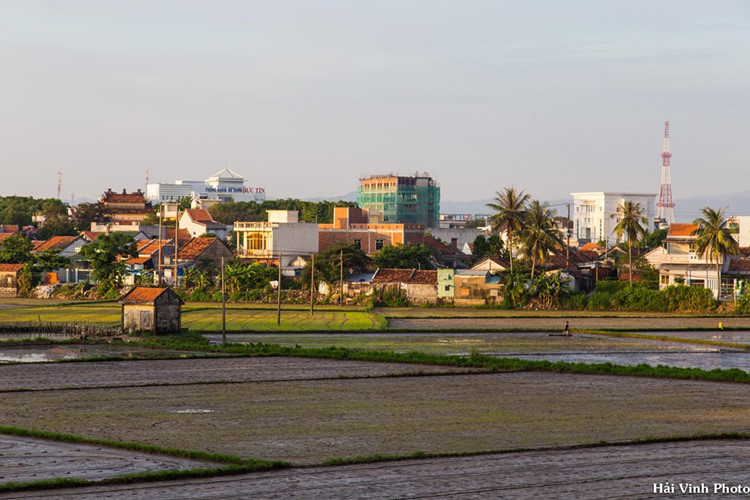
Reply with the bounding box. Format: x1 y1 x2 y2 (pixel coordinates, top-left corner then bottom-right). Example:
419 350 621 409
120 286 183 334
100 189 153 221
179 209 228 240
32 235 88 256
160 237 233 284
655 222 727 298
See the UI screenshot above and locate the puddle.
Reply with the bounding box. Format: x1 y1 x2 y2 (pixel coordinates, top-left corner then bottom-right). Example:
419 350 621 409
175 409 216 414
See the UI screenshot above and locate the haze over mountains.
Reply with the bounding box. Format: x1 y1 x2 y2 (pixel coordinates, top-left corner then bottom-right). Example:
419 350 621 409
310 191 750 224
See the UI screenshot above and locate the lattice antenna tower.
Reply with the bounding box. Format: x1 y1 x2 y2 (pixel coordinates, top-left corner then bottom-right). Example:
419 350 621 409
656 120 675 225
57 171 62 200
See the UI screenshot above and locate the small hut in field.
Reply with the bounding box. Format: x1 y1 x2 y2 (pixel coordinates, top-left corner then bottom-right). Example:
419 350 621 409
120 287 183 334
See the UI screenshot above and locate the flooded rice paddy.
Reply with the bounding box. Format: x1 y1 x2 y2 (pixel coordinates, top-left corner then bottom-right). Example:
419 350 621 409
204 330 750 373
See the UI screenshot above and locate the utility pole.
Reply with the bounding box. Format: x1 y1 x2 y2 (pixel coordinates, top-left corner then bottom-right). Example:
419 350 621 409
566 203 571 267
157 205 163 285
310 253 315 316
340 249 344 306
173 208 179 286
221 257 226 346
277 252 282 325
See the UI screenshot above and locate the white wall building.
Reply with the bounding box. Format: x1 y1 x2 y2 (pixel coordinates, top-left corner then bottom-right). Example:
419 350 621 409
234 210 319 267
571 192 657 245
146 169 266 204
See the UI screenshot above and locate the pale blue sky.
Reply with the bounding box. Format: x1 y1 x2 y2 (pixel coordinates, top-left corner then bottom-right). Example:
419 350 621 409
1 1 749 210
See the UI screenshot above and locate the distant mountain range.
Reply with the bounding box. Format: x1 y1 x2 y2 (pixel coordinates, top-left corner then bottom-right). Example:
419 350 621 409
307 191 750 223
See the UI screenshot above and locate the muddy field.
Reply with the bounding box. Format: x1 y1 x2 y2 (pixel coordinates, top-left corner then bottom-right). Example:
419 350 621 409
4 440 749 499
0 356 476 391
0 435 216 485
1 358 749 465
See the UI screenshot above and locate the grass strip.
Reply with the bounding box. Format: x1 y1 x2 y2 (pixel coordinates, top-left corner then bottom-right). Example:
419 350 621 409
579 329 750 349
0 426 248 465
317 432 750 467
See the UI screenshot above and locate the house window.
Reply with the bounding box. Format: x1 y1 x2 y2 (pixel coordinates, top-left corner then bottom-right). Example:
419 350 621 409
690 279 705 288
353 238 362 249
375 239 384 250
660 274 669 285
247 232 267 250
444 285 451 292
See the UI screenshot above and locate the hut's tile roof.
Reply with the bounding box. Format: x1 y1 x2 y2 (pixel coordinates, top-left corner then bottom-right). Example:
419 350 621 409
120 287 169 303
0 263 24 272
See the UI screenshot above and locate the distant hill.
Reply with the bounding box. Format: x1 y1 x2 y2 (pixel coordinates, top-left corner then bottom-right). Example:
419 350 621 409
301 191 750 223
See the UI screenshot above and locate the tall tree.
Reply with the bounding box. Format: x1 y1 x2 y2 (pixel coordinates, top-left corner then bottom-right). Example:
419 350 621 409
517 200 563 279
373 244 434 270
486 187 530 273
0 234 34 264
79 233 137 290
693 207 740 296
611 200 647 286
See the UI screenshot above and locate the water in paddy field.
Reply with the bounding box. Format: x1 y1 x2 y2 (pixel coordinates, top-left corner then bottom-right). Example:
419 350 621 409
0 341 219 363
203 331 750 373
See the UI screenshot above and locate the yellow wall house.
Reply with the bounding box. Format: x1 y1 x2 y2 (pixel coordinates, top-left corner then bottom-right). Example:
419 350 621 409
120 287 183 334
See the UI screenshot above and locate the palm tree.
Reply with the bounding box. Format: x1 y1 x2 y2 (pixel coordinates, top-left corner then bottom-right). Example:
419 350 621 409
611 200 647 286
518 200 563 279
486 187 531 273
693 207 739 298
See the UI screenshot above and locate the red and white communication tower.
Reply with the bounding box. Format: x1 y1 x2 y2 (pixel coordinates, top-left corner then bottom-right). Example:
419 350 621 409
656 120 675 226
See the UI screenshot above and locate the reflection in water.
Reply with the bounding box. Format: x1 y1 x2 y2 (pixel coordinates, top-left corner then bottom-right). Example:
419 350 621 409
511 352 750 373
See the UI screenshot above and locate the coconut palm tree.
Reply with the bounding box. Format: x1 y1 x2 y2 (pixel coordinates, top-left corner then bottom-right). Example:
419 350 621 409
693 207 739 298
517 200 563 279
486 187 531 273
611 200 647 286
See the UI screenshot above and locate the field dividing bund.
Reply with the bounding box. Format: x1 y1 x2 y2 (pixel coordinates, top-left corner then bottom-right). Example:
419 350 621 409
1 358 749 465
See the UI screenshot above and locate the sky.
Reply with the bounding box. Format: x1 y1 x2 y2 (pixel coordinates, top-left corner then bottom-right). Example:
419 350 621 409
1 1 749 210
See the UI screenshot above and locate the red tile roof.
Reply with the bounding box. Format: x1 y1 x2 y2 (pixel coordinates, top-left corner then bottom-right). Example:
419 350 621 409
372 268 415 283
0 233 16 245
101 189 147 204
1 225 20 234
668 223 699 238
371 268 437 284
728 259 750 272
0 263 25 272
33 236 80 252
125 256 152 265
408 270 437 284
177 237 222 261
119 286 173 304
80 231 106 241
186 209 214 223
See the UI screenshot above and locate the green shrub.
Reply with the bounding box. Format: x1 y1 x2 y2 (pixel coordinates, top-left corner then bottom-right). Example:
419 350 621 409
564 292 588 310
594 281 628 294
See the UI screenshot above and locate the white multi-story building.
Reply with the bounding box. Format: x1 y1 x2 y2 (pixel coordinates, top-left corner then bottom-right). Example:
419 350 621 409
146 168 266 204
571 192 657 245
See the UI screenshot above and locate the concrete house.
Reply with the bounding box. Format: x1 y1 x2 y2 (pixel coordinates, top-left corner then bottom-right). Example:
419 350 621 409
0 263 24 297
453 270 503 306
179 209 229 240
653 223 725 298
120 287 183 334
234 210 318 266
371 268 438 305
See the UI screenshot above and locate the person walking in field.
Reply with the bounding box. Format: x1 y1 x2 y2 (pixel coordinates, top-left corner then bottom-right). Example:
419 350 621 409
563 321 570 336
